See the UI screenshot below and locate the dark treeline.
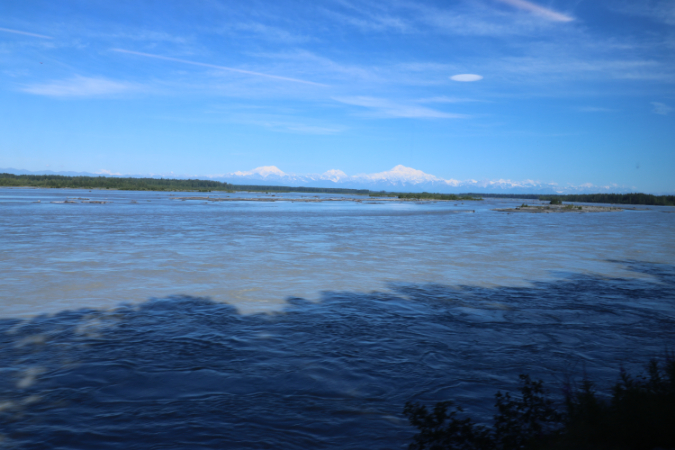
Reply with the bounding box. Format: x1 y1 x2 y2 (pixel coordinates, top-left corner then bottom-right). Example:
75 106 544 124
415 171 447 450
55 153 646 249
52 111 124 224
540 193 675 206
0 174 369 195
406 357 675 450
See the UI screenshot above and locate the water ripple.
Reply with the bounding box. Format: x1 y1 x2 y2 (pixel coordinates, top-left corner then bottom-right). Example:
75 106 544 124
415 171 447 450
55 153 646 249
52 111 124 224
0 261 673 449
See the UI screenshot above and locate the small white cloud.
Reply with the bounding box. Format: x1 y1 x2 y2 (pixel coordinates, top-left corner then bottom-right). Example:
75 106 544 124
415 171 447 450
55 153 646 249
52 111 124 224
21 76 137 97
96 169 122 176
651 102 673 115
450 74 483 82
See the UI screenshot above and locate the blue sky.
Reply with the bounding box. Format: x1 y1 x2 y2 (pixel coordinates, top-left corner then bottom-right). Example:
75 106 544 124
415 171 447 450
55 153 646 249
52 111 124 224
1 0 674 192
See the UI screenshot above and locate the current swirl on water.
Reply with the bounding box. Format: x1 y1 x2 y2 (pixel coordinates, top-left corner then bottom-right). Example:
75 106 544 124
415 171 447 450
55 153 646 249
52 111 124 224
0 261 673 449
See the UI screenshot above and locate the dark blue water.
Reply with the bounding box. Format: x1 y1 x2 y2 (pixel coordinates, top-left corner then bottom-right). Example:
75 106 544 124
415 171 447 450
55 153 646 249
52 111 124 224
0 188 674 448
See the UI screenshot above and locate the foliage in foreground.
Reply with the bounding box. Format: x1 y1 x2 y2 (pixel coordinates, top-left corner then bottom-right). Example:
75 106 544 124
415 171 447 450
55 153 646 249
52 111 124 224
405 358 675 450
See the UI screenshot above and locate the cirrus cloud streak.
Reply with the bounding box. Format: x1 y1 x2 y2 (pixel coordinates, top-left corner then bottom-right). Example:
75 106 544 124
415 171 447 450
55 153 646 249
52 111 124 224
21 76 138 97
333 96 469 119
494 0 574 22
111 49 329 87
0 26 52 39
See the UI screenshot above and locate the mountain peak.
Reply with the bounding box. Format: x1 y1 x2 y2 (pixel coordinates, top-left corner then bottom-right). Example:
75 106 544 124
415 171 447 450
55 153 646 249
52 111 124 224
390 164 416 173
321 169 348 182
233 166 286 178
360 165 441 184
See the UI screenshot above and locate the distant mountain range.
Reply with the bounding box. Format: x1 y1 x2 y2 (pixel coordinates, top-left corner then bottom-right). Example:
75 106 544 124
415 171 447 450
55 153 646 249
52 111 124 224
1 165 633 194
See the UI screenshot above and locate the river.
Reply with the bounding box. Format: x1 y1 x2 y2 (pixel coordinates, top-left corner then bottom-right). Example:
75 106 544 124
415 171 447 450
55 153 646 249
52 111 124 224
1 188 674 448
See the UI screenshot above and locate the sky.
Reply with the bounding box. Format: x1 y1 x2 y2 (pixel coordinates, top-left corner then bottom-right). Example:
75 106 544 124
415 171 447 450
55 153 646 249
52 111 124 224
0 0 674 193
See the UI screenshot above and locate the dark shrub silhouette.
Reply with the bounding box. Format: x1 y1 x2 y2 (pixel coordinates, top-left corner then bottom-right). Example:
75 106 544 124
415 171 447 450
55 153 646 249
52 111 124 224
405 358 675 450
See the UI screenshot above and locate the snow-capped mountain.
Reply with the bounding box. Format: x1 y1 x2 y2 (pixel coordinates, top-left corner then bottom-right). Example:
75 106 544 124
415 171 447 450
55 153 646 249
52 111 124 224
320 169 349 183
354 165 459 186
207 165 629 194
232 166 287 178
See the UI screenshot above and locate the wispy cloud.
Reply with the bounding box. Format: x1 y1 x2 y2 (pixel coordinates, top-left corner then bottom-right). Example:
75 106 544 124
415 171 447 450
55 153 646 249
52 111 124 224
0 27 53 39
491 56 672 82
277 123 344 134
188 105 346 135
226 22 311 44
237 118 344 134
319 6 411 33
494 0 574 22
111 49 329 87
612 0 675 26
317 0 571 38
651 102 673 115
333 96 469 119
578 106 618 113
21 76 137 97
417 96 481 104
250 49 383 84
399 0 568 37
103 30 188 45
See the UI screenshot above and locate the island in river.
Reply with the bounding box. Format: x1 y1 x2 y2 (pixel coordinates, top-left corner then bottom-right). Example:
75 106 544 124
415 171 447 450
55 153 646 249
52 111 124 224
494 204 624 213
170 195 475 203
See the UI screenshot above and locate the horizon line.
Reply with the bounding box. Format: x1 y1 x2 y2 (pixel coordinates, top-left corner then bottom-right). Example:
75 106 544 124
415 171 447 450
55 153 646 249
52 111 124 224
0 170 670 197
